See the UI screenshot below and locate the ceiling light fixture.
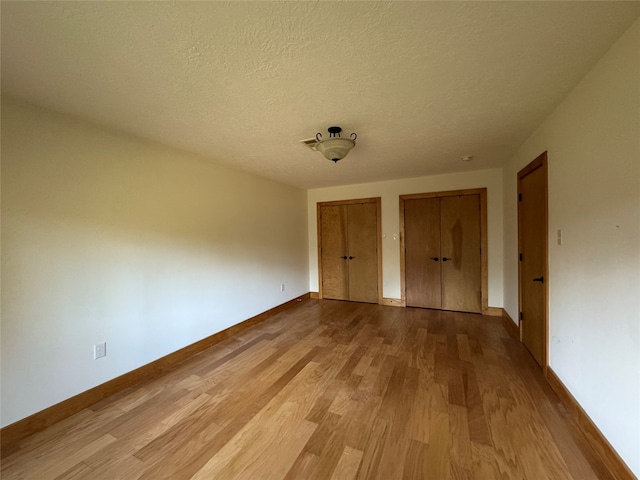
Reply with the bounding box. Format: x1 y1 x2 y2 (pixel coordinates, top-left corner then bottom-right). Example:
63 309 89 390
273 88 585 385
462 155 474 162
315 126 357 163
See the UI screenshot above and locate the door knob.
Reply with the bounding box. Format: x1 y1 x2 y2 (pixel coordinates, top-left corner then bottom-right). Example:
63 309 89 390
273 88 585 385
533 276 544 283
442 257 451 262
340 256 347 259
431 257 439 261
349 256 355 260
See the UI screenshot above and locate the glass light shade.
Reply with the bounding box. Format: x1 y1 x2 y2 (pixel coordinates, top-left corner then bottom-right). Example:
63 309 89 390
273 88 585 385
315 137 356 163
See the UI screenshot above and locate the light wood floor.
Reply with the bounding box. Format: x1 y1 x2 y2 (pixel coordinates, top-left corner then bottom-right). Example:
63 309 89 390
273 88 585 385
2 300 613 479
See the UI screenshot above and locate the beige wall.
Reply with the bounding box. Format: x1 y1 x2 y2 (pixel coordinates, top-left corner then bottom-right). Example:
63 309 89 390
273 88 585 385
0 98 309 427
308 169 504 307
502 20 639 475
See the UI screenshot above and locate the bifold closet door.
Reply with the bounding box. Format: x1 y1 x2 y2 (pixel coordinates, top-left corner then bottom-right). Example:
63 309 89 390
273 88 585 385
404 194 481 313
319 202 378 303
405 198 442 309
440 195 481 313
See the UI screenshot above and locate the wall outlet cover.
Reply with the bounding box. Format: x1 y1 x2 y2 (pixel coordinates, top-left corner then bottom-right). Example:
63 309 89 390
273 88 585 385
94 342 106 360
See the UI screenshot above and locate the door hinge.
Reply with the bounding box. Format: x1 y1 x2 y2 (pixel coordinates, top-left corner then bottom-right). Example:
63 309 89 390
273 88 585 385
519 312 523 320
518 193 522 202
519 253 523 261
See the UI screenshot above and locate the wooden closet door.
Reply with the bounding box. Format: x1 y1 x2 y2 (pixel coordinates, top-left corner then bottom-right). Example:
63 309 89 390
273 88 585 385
346 202 378 303
320 205 348 300
404 198 442 308
440 195 481 313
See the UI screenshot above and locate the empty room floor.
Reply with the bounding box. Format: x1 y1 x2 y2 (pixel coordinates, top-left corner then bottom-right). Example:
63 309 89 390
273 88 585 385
1 300 612 479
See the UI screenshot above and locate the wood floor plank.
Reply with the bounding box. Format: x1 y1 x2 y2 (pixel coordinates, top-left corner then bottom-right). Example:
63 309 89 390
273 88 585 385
2 300 617 480
457 333 473 363
283 451 320 479
426 409 451 479
331 446 364 480
451 463 476 480
403 438 430 479
471 440 517 480
137 347 325 479
304 410 342 456
464 367 493 446
374 360 415 479
409 370 432 444
86 455 146 480
52 462 93 480
354 415 389 479
344 395 383 451
21 434 116 480
1 404 127 471
351 356 383 402
449 404 473 470
190 402 317 479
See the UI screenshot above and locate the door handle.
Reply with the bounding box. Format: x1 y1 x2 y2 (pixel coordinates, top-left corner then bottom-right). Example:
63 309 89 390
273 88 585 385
340 256 347 259
442 257 451 262
431 257 439 261
349 256 355 260
533 276 544 283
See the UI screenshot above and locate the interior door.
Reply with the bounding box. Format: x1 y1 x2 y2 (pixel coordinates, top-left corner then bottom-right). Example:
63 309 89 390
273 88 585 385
404 198 442 308
347 202 378 303
320 205 348 300
518 153 548 368
441 195 482 313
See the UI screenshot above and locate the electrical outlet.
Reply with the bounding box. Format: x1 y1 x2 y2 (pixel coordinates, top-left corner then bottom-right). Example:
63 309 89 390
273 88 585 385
94 342 106 360
280 284 285 292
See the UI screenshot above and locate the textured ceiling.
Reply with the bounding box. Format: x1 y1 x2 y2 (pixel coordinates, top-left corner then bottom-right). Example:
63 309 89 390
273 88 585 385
2 2 639 188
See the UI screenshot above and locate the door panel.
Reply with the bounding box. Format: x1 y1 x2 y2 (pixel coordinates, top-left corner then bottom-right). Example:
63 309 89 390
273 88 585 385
320 205 348 300
519 159 547 367
441 195 481 313
404 198 442 308
347 202 378 303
